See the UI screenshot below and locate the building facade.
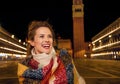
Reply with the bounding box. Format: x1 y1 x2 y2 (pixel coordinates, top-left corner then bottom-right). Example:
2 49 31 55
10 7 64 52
55 39 73 56
0 26 27 60
91 17 120 60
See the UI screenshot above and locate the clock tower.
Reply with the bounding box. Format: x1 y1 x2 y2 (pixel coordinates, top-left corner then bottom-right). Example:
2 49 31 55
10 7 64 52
72 0 85 58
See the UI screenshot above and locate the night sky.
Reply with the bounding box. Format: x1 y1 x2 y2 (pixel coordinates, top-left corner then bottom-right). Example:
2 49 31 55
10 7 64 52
0 0 119 42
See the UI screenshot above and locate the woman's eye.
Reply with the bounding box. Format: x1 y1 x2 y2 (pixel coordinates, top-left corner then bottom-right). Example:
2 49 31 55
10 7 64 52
48 35 52 38
39 35 44 38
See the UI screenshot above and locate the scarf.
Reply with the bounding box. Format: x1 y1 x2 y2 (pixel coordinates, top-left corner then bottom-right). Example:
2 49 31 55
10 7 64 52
22 49 74 84
32 47 56 68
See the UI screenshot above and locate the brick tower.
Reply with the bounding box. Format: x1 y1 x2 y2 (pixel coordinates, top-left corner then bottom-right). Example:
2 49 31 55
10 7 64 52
72 0 85 58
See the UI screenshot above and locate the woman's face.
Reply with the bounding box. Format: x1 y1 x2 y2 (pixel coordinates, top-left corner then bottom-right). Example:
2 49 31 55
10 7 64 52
30 27 53 54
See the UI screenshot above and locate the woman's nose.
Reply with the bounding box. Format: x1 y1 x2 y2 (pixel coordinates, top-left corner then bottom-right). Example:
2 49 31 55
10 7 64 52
44 37 49 42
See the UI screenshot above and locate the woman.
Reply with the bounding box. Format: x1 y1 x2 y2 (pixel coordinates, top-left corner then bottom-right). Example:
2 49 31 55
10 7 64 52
17 20 85 84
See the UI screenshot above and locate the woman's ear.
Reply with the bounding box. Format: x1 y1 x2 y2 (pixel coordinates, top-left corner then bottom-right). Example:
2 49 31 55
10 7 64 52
28 40 34 46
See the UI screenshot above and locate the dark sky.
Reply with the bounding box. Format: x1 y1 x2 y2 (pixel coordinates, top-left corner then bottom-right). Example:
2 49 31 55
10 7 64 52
0 0 119 42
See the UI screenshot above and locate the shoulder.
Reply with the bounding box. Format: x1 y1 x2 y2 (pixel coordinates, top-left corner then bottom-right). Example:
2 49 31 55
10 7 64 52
59 49 73 65
20 55 32 66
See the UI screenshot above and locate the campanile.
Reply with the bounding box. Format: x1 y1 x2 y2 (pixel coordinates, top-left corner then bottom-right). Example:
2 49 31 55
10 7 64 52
72 0 85 58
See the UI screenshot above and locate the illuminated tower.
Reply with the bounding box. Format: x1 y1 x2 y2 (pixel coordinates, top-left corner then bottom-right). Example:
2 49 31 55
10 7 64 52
72 0 85 58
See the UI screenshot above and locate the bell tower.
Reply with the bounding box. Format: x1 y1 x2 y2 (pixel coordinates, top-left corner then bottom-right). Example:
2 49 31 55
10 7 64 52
72 0 85 58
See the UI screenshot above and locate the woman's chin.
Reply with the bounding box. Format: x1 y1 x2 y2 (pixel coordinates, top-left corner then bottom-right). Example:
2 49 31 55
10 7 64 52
43 51 50 54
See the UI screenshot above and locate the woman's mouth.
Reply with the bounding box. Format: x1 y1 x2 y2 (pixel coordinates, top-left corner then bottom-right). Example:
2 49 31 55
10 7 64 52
42 44 50 49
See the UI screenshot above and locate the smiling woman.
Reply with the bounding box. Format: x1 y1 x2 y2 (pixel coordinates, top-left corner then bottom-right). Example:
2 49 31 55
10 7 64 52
17 20 86 84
